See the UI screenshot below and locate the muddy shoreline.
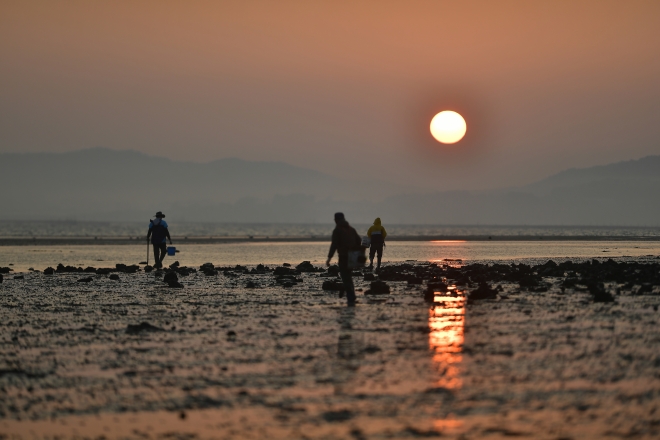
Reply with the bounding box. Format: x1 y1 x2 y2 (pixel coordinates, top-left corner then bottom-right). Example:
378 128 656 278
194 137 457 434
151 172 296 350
1 258 659 438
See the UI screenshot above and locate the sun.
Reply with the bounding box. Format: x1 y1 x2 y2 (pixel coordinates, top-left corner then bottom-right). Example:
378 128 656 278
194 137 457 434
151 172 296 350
430 111 466 144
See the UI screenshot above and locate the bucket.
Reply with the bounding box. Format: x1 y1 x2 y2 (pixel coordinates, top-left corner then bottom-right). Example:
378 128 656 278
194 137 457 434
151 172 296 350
167 246 176 256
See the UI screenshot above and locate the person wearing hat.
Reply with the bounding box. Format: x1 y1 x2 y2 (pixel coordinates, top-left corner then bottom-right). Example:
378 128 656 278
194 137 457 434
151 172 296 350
326 212 361 306
147 211 172 269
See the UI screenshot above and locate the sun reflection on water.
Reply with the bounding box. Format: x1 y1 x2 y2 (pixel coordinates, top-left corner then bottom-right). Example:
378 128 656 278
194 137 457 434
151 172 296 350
429 291 465 389
428 286 466 433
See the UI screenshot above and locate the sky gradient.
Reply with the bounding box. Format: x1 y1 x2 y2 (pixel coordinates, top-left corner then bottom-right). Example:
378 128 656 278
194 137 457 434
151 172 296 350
2 0 659 190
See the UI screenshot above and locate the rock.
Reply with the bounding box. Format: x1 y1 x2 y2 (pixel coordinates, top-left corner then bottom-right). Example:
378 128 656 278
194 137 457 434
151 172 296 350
125 322 164 334
365 280 390 295
589 282 615 303
77 277 94 283
163 272 178 284
424 289 435 303
407 276 423 285
245 281 257 288
468 283 498 302
200 263 217 276
143 265 154 273
169 261 180 269
296 261 316 272
322 280 345 291
95 268 112 275
274 266 296 276
83 266 97 273
43 267 54 275
109 274 120 281
13 275 24 280
283 263 291 267
322 410 354 422
427 282 448 292
327 265 340 276
122 264 140 273
139 261 148 265
0 267 12 274
167 280 184 288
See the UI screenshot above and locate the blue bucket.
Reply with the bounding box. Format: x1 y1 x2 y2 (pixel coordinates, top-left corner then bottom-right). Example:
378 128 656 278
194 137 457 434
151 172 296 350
167 246 176 256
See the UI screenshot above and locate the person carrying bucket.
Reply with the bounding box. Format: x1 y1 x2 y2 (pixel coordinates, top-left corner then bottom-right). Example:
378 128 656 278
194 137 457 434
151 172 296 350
366 217 387 272
147 211 172 269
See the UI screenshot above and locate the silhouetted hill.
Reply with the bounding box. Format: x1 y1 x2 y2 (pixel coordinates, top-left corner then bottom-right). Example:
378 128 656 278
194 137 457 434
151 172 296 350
377 155 660 225
0 148 407 221
1 149 658 225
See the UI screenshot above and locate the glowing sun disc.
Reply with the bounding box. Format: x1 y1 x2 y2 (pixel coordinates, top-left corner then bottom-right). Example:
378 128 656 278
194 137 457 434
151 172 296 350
430 111 466 144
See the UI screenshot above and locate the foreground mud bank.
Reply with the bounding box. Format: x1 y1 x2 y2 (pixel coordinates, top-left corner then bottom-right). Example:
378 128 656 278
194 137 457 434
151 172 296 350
1 259 659 439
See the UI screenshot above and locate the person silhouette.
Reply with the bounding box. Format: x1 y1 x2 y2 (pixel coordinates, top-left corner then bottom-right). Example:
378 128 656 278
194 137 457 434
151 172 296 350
146 211 172 269
326 212 361 306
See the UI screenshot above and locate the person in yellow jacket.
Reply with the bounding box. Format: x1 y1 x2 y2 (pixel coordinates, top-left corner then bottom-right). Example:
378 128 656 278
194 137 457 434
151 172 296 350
366 217 387 271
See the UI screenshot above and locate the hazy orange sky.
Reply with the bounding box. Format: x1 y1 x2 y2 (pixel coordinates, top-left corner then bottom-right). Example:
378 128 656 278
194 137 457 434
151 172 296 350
2 0 659 190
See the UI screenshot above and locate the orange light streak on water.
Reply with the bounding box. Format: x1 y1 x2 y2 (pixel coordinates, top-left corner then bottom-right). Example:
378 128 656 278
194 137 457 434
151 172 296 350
428 293 465 390
429 240 468 243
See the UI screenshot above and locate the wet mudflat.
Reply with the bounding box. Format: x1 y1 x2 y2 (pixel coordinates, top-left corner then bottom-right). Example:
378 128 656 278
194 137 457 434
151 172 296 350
1 259 660 439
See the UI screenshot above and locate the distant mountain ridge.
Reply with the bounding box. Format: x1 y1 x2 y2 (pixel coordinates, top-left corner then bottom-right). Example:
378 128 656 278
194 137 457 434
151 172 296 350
0 148 408 220
1 148 659 226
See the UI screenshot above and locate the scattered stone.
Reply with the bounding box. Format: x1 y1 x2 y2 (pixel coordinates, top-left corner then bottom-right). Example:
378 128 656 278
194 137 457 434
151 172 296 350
322 280 344 291
245 281 257 288
295 261 316 272
427 282 448 292
43 267 54 275
363 273 375 281
327 265 340 276
200 263 217 276
144 265 154 273
163 272 178 284
115 264 139 273
77 277 94 283
0 274 3 283
468 283 498 302
322 409 354 422
589 282 615 303
407 276 423 285
274 266 296 276
109 274 120 281
169 261 180 269
13 275 24 280
365 280 390 295
0 267 13 274
125 322 164 334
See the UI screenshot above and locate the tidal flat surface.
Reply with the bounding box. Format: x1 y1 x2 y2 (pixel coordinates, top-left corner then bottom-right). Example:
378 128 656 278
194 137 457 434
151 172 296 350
1 261 660 439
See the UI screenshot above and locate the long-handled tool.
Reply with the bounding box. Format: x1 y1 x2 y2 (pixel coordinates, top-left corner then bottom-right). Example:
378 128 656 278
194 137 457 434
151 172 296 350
146 239 150 266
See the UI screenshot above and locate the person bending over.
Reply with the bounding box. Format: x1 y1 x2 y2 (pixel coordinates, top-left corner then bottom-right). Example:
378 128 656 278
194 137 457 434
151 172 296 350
147 211 172 269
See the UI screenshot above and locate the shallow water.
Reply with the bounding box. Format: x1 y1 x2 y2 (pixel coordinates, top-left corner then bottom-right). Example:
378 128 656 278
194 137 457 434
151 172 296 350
2 240 660 273
2 220 660 239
